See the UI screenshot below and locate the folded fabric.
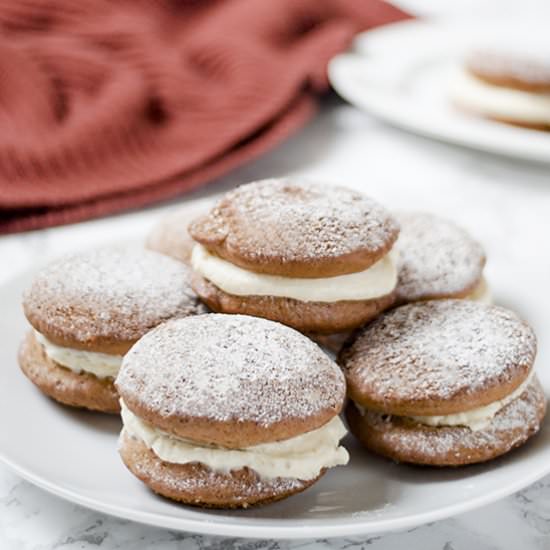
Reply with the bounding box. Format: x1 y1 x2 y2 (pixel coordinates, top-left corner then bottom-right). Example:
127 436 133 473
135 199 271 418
0 0 409 234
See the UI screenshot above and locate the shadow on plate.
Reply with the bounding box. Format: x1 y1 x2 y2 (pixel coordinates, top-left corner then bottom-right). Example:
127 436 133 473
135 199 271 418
40 393 122 436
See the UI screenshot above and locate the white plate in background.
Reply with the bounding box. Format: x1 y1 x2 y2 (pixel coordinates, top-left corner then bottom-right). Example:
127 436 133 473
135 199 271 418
329 18 550 163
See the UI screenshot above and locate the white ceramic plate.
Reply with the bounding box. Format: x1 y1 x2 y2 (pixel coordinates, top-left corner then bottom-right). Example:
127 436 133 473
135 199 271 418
1 202 550 539
328 18 550 163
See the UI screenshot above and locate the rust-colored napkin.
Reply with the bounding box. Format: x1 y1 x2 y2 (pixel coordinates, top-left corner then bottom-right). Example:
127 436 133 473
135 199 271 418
0 0 408 234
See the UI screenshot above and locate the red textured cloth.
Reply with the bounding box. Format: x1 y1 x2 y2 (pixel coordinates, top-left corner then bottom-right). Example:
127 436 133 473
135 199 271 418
0 0 409 234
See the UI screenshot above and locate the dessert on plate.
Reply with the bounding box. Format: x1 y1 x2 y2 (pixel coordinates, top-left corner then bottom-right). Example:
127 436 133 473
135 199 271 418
19 247 206 413
146 205 209 264
188 178 400 334
340 300 546 466
116 314 349 508
394 211 490 305
450 50 550 130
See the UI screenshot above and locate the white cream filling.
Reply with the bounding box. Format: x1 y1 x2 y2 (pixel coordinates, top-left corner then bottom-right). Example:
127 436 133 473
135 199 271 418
466 277 492 305
450 67 550 123
120 400 349 480
34 330 122 379
410 371 534 431
191 244 397 303
356 371 534 432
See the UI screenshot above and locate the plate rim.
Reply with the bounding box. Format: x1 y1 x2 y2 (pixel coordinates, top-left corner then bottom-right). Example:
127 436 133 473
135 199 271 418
2 449 550 539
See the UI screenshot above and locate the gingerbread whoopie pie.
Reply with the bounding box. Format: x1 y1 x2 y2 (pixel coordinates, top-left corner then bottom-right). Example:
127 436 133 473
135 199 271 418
19 247 206 414
450 50 550 130
188 178 400 334
339 300 546 466
146 205 208 264
116 314 349 508
395 212 489 305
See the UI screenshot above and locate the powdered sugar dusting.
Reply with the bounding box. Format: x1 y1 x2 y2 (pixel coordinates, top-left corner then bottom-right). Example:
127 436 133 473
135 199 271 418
191 178 399 263
23 246 207 342
117 314 346 425
395 212 485 302
341 300 536 404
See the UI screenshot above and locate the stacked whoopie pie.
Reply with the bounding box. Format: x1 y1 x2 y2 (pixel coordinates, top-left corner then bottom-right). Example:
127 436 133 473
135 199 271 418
116 314 348 508
340 300 546 466
393 211 490 305
450 50 550 130
19 247 206 413
187 178 400 335
18 176 547 508
146 204 209 265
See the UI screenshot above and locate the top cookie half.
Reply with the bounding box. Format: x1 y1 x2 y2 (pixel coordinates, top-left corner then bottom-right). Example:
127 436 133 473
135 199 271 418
189 179 399 278
466 50 550 93
23 247 206 354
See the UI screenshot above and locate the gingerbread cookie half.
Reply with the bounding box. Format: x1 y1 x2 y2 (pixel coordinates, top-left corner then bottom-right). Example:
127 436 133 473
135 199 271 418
188 178 400 334
339 300 546 466
146 204 209 264
450 50 550 130
20 247 206 413
116 314 349 508
395 212 489 305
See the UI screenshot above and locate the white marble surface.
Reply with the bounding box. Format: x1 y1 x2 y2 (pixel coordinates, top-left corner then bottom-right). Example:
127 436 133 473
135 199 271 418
2 2 550 547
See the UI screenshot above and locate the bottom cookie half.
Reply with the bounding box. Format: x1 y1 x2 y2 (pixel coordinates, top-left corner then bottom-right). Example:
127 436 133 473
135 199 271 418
346 378 547 466
119 431 322 508
18 331 120 414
